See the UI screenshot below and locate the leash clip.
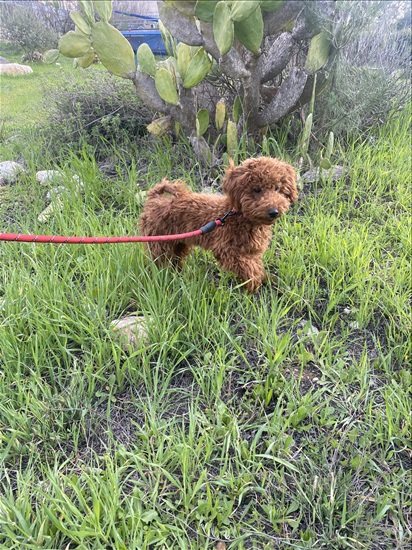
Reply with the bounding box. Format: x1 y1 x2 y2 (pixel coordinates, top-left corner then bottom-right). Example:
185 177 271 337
218 209 240 225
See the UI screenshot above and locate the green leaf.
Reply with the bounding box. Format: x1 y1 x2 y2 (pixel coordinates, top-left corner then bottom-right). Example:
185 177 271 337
158 19 176 57
320 158 332 170
196 109 210 137
75 48 96 68
234 6 264 54
155 68 179 105
300 113 313 157
137 43 157 77
43 49 60 64
227 119 237 156
78 0 95 25
261 0 284 12
233 95 243 122
59 31 92 58
195 0 219 22
176 42 193 81
95 0 113 23
213 2 234 56
183 47 212 88
325 131 334 160
230 0 260 22
141 509 158 523
215 100 226 130
91 22 136 79
374 504 392 522
70 11 92 35
305 32 331 73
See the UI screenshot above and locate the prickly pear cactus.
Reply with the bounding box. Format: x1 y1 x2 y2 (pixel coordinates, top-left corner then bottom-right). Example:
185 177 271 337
45 0 337 165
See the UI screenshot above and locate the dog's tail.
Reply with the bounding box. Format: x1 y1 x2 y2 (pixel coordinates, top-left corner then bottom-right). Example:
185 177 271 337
147 179 187 199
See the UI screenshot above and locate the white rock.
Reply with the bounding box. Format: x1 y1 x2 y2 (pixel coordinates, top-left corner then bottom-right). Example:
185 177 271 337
0 63 33 76
36 170 84 189
36 170 63 185
298 319 320 338
306 324 320 337
46 186 68 200
301 165 346 184
110 315 150 351
0 161 25 185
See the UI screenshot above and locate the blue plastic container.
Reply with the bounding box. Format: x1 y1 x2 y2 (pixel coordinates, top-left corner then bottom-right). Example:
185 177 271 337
121 30 167 55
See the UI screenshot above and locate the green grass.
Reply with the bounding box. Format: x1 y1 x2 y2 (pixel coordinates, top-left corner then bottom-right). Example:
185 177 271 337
0 43 106 133
0 66 411 548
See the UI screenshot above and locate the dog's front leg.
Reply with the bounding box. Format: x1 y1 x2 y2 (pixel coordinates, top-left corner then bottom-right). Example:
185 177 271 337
216 254 268 293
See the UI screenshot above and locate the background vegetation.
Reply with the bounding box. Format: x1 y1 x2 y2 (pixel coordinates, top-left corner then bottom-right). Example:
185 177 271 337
0 1 411 548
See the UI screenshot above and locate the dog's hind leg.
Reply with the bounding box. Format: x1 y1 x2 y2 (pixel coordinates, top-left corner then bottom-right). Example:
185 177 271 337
145 241 191 269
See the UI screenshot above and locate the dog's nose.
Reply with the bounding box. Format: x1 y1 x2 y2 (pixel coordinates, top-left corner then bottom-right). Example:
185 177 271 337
268 209 279 219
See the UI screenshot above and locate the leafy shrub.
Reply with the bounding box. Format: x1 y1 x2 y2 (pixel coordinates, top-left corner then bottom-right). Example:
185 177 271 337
40 70 154 159
0 2 58 56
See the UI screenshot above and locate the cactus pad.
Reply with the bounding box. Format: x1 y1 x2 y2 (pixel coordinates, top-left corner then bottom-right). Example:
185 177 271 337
230 0 260 22
155 68 179 105
91 22 136 79
213 2 234 56
183 48 212 88
70 11 92 35
59 31 92 58
234 6 263 54
137 44 157 77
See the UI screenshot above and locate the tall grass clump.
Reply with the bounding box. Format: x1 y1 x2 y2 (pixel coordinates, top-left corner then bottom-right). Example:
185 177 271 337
315 0 411 138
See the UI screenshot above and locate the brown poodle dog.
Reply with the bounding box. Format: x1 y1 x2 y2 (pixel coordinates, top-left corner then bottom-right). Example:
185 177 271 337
139 157 298 292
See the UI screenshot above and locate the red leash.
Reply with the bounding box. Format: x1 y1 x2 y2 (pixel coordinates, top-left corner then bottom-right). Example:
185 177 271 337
0 211 239 245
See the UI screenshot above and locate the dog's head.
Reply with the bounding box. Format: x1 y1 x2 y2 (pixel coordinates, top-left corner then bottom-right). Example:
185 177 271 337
222 157 298 224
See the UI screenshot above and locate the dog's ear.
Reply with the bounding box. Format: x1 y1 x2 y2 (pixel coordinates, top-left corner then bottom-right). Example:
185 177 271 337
279 166 298 204
222 161 249 211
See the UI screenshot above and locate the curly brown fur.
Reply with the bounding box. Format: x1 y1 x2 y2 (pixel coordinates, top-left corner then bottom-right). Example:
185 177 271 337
139 156 298 293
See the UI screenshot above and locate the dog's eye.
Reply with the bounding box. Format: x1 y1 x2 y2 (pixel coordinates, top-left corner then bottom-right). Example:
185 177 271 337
274 185 279 192
254 188 262 194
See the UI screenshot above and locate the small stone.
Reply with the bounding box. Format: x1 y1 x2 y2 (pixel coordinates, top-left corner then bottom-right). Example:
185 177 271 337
0 161 25 185
110 315 150 351
36 170 63 185
301 165 345 184
36 170 84 189
349 321 360 330
299 320 319 337
343 307 352 315
46 186 68 200
306 324 319 337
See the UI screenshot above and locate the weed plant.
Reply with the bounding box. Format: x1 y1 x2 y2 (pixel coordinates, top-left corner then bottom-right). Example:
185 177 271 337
0 93 411 547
